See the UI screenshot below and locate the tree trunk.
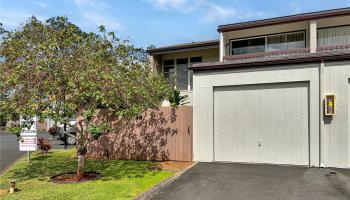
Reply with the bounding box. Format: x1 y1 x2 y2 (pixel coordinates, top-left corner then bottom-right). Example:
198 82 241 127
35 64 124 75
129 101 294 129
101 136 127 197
76 154 85 181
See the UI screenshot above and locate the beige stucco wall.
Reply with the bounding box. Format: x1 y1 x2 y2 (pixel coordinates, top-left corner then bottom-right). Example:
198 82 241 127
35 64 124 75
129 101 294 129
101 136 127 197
317 15 350 28
161 48 219 66
151 47 219 74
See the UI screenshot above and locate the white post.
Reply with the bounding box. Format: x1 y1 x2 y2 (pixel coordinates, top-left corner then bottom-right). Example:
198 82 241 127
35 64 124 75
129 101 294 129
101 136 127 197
219 32 224 62
27 151 31 162
309 21 317 53
147 54 156 73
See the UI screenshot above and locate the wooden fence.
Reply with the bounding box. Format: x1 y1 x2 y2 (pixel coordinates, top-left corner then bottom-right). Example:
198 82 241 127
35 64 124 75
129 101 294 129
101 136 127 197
85 106 193 161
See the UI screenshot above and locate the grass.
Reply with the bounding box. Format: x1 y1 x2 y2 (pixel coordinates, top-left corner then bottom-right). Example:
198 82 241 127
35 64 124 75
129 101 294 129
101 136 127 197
0 149 174 200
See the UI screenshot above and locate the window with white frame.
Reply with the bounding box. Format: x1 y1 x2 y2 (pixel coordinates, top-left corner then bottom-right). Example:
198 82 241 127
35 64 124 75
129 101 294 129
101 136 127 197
162 56 202 91
163 59 175 83
231 31 305 55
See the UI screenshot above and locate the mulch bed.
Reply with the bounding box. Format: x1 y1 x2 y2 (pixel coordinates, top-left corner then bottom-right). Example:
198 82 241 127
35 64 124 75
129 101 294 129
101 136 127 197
51 172 101 184
159 161 193 172
0 189 8 196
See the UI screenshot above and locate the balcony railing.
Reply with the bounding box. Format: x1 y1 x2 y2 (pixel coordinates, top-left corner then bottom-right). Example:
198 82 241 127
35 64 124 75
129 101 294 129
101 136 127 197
224 48 310 62
316 44 350 52
223 45 350 62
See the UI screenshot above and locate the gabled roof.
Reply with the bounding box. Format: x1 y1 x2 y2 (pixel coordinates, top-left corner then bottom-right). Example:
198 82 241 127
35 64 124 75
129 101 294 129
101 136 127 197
218 7 350 32
147 40 219 55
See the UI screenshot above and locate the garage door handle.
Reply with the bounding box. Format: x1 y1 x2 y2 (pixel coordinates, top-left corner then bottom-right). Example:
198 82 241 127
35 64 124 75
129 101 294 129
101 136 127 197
258 141 262 147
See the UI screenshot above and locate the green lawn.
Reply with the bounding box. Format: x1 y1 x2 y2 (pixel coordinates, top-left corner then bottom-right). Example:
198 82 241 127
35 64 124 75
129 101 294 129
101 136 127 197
0 149 174 200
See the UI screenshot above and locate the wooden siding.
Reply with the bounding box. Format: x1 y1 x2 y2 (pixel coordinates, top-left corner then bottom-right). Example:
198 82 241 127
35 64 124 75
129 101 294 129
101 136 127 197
85 106 193 161
36 120 47 132
323 61 350 167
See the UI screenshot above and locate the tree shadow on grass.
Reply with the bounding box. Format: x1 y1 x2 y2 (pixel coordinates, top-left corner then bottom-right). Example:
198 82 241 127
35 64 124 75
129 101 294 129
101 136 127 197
2 152 76 181
3 151 160 182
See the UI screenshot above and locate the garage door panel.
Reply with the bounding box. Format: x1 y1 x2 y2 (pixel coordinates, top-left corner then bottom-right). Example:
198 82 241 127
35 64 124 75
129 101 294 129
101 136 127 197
258 88 277 163
214 87 260 162
214 82 309 165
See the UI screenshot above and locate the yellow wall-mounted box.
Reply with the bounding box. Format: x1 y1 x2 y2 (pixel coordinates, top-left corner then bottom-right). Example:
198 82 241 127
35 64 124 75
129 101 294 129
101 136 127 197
325 95 336 116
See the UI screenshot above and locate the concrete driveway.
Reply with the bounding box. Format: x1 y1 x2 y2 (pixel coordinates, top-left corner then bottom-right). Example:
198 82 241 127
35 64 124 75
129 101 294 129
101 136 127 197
151 163 350 200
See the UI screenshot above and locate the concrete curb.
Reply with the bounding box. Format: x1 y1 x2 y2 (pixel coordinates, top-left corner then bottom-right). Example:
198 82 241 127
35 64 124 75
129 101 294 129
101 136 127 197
0 154 26 176
134 162 198 200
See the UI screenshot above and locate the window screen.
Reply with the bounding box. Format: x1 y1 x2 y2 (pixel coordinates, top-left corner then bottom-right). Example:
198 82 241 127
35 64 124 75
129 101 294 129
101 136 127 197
318 25 350 47
266 32 305 51
163 59 175 83
176 58 188 90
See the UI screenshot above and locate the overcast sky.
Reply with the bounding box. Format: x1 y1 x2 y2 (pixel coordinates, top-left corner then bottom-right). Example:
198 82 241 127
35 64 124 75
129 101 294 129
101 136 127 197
1 0 350 48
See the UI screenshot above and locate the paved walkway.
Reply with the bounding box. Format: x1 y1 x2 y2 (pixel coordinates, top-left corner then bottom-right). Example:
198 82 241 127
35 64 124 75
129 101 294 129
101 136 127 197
151 163 350 200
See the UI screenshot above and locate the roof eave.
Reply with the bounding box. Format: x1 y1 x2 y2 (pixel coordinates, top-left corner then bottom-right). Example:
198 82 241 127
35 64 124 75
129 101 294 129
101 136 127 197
217 7 350 32
147 40 219 55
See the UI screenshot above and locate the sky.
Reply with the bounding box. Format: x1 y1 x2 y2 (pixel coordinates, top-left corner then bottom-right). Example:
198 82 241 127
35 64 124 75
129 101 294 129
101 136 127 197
1 0 350 48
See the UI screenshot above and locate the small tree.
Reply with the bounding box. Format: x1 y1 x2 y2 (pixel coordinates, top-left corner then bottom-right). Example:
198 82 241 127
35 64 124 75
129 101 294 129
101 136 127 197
0 17 170 179
168 88 189 107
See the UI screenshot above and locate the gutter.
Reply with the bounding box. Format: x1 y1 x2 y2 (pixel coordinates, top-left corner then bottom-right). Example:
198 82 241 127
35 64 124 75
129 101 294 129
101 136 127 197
190 50 350 71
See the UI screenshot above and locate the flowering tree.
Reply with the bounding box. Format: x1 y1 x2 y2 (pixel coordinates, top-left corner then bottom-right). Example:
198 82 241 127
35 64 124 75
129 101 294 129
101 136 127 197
0 17 170 179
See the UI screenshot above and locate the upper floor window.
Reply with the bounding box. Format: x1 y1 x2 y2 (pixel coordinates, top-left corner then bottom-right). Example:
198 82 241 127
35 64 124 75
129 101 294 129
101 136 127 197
231 31 305 55
162 56 202 91
232 37 265 55
318 25 350 47
176 58 189 90
163 59 175 82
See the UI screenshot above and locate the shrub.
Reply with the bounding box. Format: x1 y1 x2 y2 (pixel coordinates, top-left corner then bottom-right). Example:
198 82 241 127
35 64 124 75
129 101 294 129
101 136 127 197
37 138 52 154
48 126 60 136
168 88 189 107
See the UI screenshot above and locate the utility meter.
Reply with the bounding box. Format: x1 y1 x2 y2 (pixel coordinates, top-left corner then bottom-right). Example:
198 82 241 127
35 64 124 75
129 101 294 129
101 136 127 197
325 95 336 116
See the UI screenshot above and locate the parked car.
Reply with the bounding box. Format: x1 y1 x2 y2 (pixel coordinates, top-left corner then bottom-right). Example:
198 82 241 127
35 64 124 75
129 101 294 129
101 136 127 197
49 120 77 145
57 131 76 145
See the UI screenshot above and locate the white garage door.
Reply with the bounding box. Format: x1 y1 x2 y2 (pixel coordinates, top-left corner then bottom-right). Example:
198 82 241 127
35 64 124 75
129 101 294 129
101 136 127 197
214 82 309 165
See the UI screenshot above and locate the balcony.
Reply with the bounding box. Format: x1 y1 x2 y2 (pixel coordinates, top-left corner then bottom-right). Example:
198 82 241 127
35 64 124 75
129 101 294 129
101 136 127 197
223 45 350 62
223 48 310 62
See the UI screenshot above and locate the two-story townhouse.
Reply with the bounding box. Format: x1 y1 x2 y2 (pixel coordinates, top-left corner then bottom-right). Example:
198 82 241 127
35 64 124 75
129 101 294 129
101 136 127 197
148 7 350 168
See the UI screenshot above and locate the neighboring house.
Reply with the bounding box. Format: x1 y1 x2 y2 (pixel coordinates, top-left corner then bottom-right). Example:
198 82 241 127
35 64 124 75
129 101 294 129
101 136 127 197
148 7 350 168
